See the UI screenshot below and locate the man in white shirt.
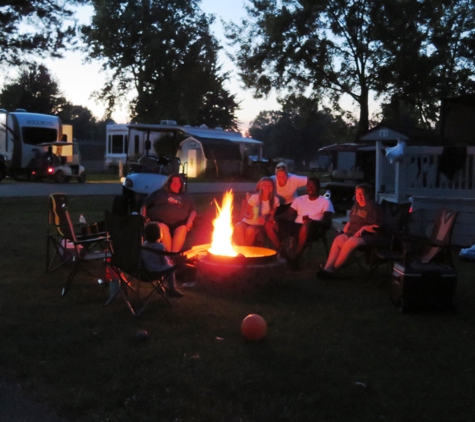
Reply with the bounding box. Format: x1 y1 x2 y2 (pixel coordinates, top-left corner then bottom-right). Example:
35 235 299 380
269 177 334 269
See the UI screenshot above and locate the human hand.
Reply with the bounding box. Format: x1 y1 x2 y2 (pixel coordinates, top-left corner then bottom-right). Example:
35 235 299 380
186 221 193 231
365 224 378 233
168 197 180 205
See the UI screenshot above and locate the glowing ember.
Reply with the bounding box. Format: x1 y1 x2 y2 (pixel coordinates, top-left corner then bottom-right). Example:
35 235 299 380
208 190 238 257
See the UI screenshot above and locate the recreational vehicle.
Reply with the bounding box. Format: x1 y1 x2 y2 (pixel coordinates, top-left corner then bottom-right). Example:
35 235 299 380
105 122 264 178
0 109 63 179
105 123 128 168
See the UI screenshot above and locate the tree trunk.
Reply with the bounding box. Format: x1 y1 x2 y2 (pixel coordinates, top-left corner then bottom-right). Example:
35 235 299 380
356 87 369 140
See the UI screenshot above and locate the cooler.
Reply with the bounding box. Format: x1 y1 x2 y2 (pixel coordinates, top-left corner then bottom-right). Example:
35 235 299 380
392 262 457 313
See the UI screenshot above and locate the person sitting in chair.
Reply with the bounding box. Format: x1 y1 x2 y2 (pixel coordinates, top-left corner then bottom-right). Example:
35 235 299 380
317 183 383 279
234 177 279 246
267 177 334 268
141 222 183 298
144 173 197 252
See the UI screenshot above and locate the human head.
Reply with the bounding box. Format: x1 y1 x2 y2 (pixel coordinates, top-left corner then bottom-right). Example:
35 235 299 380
165 173 184 194
306 176 321 198
256 177 276 209
258 177 274 194
144 222 161 243
275 162 288 187
355 183 373 207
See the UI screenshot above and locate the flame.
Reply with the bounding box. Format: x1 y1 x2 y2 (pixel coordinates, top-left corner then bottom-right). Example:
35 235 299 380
209 190 238 257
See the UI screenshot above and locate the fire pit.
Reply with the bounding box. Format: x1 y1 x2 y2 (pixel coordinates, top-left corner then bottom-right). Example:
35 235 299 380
185 191 287 294
187 244 286 294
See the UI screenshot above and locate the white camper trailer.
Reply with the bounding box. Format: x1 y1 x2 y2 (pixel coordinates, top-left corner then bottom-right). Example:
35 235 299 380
0 109 63 179
105 123 128 168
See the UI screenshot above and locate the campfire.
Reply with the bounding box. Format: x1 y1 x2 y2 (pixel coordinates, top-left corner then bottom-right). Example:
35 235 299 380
208 190 238 257
187 190 286 294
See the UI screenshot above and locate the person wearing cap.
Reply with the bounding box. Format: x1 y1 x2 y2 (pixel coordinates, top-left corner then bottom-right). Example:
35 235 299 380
266 162 308 249
271 162 308 215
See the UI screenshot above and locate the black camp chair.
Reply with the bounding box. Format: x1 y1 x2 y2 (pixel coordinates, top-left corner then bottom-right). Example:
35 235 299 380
46 193 109 295
336 200 412 275
105 211 185 316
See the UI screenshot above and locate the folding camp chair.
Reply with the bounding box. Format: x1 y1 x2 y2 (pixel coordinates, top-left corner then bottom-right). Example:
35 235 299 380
366 200 412 275
46 193 109 295
393 207 458 267
389 208 458 312
339 200 412 275
104 211 185 316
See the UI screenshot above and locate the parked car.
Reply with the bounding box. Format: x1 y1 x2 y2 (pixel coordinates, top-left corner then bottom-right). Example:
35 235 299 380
31 142 86 183
113 155 186 215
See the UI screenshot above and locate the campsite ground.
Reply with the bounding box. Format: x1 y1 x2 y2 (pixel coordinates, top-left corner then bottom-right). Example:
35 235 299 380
1 193 475 421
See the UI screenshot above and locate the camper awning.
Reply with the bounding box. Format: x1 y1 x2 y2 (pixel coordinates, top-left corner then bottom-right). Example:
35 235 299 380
126 123 263 145
183 136 242 160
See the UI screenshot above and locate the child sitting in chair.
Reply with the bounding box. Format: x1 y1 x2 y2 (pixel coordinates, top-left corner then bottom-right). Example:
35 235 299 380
142 222 184 298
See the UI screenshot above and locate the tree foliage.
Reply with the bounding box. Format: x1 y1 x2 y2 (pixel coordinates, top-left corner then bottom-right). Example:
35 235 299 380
0 0 86 66
375 0 475 128
0 63 102 141
226 0 475 136
249 95 354 164
82 0 240 130
0 63 69 114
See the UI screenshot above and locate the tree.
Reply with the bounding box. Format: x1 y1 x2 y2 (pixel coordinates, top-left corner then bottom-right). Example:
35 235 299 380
0 63 69 114
249 95 354 164
375 0 475 128
0 0 86 66
226 0 389 137
226 0 475 136
0 63 104 141
82 0 240 130
58 105 101 141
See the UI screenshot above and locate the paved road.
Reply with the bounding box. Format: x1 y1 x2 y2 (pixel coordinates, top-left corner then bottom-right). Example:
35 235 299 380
0 181 257 198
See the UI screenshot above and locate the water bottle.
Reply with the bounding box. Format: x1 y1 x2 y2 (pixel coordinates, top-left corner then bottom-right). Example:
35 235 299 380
324 190 331 199
79 214 86 225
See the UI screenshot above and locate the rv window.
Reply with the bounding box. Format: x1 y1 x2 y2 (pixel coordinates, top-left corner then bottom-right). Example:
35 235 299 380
111 134 124 153
22 127 57 145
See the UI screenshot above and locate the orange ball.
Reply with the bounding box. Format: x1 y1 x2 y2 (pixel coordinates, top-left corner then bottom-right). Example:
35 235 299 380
241 314 268 341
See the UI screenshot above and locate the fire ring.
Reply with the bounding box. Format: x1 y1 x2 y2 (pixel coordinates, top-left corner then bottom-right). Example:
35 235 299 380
191 245 287 294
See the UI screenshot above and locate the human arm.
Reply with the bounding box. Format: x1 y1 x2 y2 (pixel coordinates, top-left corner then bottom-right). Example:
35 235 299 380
342 221 351 234
320 211 333 229
353 224 379 237
353 201 383 237
185 210 197 231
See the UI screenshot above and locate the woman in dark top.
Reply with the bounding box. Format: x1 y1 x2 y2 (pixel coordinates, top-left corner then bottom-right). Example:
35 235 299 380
144 173 197 252
317 183 383 279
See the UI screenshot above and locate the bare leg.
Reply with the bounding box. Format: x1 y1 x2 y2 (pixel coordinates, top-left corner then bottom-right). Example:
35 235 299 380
158 223 172 252
323 233 349 271
324 234 367 271
171 225 188 252
265 220 281 248
333 236 366 270
233 222 247 246
244 225 264 246
295 223 310 257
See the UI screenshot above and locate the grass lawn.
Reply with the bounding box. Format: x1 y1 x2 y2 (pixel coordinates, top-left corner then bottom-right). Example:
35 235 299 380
1 194 475 421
